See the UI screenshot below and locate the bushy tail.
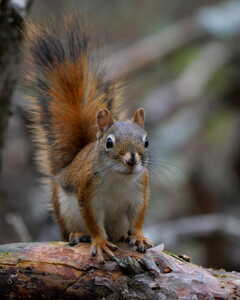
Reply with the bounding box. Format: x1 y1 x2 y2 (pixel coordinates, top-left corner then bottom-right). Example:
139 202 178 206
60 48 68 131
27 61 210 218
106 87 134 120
24 16 124 176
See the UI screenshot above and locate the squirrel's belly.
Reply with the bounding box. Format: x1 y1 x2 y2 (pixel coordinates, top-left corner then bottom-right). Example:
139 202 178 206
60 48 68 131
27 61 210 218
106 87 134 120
58 186 87 233
99 173 142 241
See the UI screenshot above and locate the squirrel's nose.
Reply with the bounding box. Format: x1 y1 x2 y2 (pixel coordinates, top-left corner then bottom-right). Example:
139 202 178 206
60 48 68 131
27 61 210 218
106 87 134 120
124 152 137 166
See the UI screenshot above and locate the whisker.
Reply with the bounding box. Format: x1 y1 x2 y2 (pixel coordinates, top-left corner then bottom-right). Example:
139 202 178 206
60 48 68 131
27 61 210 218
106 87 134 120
145 155 184 185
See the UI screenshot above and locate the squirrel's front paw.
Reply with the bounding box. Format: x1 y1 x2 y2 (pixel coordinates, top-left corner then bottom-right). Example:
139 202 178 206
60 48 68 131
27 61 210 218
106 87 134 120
90 237 118 263
128 233 153 253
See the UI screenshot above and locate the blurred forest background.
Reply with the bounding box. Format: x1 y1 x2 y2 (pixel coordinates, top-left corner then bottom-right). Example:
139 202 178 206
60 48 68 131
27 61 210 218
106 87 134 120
1 0 240 271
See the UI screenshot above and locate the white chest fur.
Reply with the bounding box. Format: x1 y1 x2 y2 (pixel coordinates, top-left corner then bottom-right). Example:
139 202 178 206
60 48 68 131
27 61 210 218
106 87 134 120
58 186 86 233
95 171 143 239
99 172 141 213
58 171 143 240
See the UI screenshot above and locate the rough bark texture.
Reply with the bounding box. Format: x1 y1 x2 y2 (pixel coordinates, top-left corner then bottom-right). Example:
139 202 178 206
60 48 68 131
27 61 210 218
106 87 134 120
0 242 239 299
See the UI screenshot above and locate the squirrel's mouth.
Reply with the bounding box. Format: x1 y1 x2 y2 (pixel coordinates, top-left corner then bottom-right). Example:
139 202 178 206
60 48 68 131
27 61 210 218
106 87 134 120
127 166 140 174
113 163 144 175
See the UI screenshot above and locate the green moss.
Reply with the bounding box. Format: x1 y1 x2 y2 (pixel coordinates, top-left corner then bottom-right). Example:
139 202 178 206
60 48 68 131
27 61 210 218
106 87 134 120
49 241 64 245
213 273 227 279
0 251 13 258
163 250 186 262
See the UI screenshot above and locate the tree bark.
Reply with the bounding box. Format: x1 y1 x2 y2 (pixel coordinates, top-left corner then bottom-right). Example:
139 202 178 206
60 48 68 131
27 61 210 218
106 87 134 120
0 0 34 244
0 242 238 299
0 0 33 168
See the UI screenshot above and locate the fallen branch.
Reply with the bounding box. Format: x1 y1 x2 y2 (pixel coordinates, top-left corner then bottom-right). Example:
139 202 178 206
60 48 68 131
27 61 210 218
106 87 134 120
0 242 239 299
144 42 230 127
105 17 205 81
146 213 240 246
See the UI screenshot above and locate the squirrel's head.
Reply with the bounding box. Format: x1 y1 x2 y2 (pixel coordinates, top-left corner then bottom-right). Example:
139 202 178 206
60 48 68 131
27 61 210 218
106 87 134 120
96 108 149 175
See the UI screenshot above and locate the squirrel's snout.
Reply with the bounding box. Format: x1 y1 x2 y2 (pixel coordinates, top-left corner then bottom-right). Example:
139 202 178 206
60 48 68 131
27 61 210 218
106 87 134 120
123 152 140 167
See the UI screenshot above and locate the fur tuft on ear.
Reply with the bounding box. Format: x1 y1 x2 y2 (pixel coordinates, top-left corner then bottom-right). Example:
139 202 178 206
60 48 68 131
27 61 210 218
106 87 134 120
97 109 113 132
132 108 145 128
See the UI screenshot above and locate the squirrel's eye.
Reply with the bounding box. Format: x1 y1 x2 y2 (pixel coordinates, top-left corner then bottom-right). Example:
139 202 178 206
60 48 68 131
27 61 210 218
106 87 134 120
105 135 115 149
143 136 149 148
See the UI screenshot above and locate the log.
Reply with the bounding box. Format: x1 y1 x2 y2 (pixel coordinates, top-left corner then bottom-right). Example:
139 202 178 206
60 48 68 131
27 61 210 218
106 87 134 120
0 242 239 299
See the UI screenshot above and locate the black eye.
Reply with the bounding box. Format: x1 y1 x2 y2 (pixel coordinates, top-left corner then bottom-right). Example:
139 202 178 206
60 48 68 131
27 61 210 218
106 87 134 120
144 138 149 148
106 136 114 149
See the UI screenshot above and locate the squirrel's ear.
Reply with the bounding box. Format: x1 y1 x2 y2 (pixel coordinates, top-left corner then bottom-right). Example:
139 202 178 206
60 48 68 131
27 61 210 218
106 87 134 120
132 108 145 128
97 109 113 132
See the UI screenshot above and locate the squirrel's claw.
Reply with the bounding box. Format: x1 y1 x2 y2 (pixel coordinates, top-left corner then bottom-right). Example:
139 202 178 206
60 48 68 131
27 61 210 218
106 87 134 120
106 241 118 251
118 234 129 243
128 233 153 253
69 232 91 246
90 238 118 263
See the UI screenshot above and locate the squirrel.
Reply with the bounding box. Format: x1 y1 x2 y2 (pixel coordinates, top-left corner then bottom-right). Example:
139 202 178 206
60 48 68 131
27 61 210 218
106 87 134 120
23 16 152 262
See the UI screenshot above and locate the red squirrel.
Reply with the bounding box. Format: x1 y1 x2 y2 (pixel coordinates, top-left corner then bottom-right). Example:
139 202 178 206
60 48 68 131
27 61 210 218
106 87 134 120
24 16 152 262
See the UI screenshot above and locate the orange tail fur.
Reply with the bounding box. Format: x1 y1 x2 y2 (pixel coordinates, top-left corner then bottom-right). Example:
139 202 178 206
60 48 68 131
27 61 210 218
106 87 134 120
24 16 124 176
